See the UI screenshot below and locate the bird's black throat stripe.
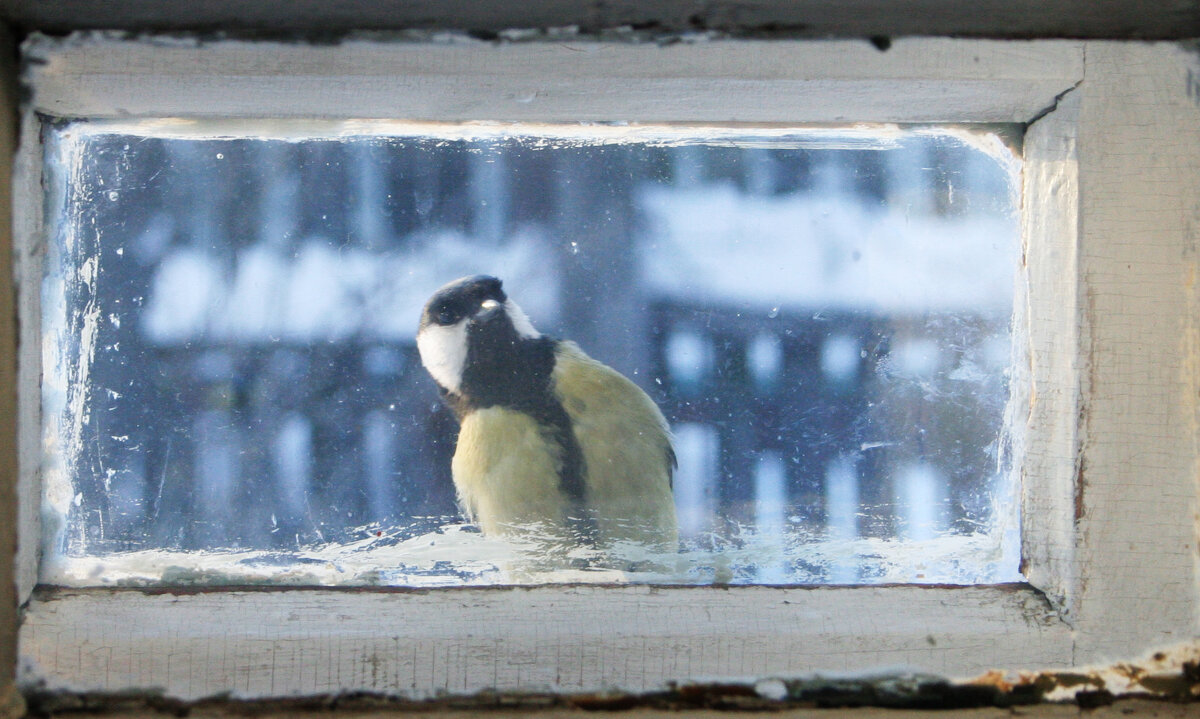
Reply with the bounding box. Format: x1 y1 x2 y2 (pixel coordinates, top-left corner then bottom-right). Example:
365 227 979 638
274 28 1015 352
444 328 589 514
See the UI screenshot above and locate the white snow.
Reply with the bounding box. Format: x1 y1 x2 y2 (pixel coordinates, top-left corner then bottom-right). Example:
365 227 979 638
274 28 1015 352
142 227 561 344
638 183 1018 316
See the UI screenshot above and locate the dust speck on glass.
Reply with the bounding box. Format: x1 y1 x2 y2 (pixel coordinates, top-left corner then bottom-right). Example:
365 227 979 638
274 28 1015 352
40 121 1023 587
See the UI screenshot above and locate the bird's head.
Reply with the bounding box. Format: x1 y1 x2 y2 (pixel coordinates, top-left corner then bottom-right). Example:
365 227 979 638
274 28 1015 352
417 275 543 396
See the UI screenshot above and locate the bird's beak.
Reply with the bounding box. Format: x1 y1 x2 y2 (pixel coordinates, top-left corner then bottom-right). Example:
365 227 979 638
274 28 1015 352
475 298 504 323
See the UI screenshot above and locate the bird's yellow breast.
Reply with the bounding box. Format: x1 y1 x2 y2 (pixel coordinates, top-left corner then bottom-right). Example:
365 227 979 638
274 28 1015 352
452 406 569 536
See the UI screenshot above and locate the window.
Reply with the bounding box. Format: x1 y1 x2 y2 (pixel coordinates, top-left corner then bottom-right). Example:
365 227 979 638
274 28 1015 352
16 34 1200 701
42 121 1021 587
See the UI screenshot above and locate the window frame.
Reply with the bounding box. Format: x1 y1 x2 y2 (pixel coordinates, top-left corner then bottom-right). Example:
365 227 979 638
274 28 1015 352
15 34 1200 699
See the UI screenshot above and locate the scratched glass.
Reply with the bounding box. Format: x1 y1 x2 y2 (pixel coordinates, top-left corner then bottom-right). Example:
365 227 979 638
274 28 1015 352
40 122 1022 586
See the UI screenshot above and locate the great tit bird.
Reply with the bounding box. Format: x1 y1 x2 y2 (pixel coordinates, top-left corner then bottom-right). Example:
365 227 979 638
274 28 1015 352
416 275 678 551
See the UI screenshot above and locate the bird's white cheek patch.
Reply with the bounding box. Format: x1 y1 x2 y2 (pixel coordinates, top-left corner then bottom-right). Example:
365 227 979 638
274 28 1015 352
505 300 542 339
417 322 468 394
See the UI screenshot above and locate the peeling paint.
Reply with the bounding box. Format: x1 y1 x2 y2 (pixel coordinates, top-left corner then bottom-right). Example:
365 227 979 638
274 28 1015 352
22 646 1200 715
1013 644 1200 703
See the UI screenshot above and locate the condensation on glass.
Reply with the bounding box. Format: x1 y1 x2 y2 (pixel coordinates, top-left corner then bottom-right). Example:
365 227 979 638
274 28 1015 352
39 120 1024 587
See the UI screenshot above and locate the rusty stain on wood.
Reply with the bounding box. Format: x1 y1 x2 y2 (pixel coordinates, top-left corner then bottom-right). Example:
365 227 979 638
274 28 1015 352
19 645 1200 715
19 659 1200 715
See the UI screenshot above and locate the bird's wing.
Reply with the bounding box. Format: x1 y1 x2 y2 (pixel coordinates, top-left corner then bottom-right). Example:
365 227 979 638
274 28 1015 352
552 342 678 546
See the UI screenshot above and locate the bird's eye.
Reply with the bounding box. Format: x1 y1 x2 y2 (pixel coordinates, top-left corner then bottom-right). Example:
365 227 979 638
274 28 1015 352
435 308 456 325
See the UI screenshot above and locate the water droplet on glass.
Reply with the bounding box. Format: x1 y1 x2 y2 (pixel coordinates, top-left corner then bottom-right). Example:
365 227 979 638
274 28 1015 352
767 307 780 319
107 191 119 201
570 241 579 255
215 153 224 160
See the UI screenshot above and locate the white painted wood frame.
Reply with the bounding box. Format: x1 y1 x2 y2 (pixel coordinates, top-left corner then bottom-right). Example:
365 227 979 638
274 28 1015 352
14 34 1200 699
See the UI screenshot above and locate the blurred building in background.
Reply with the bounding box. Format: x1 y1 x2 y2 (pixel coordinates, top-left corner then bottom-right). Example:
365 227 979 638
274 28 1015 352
45 127 1019 581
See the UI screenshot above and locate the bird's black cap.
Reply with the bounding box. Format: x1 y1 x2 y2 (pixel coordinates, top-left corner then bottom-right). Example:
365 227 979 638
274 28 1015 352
420 275 507 328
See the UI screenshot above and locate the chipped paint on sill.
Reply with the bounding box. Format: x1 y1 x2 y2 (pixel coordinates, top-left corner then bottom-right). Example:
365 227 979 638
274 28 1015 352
19 642 1200 714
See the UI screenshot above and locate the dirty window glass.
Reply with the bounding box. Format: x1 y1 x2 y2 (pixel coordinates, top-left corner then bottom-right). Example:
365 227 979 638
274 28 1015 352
41 121 1022 586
